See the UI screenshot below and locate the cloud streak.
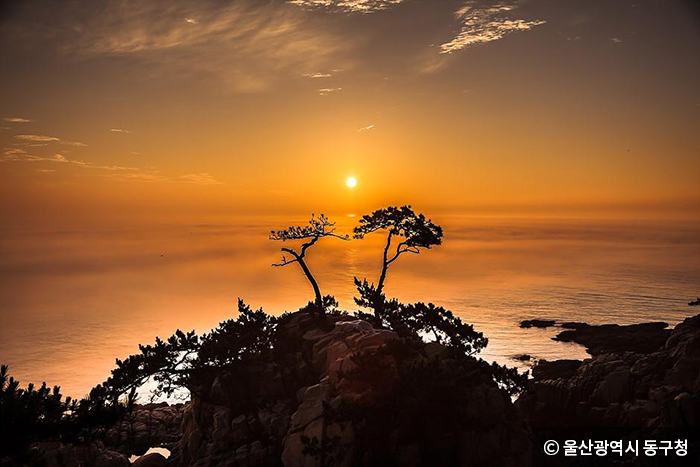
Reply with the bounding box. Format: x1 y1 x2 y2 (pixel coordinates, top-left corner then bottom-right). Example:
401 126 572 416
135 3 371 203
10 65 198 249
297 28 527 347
15 134 87 147
1 148 221 185
3 117 33 123
102 172 222 185
288 0 405 14
318 87 342 95
15 134 60 142
303 72 332 78
441 1 545 54
1 148 68 163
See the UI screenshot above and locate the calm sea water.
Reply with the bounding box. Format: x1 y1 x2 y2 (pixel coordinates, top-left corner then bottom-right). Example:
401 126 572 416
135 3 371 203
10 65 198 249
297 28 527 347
1 215 699 399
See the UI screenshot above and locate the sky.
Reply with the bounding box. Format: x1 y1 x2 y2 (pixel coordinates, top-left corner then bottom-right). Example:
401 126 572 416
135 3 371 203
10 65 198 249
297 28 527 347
1 0 699 229
0 0 699 396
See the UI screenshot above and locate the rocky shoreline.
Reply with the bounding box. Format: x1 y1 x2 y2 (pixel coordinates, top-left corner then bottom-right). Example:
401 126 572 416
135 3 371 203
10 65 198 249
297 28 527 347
517 314 700 430
9 312 700 467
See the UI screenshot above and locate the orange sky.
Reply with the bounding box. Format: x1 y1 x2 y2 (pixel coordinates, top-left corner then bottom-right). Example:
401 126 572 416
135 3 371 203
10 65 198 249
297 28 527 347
1 0 699 229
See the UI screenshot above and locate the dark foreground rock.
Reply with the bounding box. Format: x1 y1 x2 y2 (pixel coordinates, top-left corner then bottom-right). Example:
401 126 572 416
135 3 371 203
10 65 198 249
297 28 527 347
531 359 581 381
131 453 169 467
517 313 700 429
104 403 185 456
24 442 129 467
21 403 184 467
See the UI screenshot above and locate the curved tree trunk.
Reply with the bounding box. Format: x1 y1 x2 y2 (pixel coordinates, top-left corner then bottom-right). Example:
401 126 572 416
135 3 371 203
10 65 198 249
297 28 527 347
376 232 393 295
373 233 393 321
297 256 324 314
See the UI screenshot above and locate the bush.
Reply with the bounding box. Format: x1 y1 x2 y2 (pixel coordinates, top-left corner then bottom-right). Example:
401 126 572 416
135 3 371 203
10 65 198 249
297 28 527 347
0 365 126 458
353 280 527 395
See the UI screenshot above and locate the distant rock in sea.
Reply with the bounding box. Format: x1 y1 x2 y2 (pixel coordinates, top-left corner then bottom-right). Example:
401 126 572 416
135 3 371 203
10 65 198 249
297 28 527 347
552 321 670 355
519 319 556 329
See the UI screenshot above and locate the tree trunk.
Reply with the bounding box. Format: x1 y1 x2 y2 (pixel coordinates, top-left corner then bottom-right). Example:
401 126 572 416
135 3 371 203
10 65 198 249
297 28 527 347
297 256 324 314
376 232 393 295
374 233 393 321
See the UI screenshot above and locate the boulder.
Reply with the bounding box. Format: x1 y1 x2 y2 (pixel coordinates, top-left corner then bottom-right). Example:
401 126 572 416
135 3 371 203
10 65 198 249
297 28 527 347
131 453 169 467
94 451 129 467
104 403 185 456
531 359 581 380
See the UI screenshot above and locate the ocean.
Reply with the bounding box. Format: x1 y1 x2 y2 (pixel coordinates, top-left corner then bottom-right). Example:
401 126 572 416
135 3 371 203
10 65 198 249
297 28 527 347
1 214 699 399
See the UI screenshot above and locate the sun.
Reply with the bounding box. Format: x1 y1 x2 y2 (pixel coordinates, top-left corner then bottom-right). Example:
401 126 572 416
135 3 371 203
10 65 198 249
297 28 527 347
346 176 357 188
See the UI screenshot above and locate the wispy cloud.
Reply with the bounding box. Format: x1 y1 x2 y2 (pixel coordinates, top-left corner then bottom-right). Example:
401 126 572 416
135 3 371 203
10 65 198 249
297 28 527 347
176 173 222 185
611 37 622 43
318 87 342 95
110 128 130 133
2 147 137 170
15 134 60 142
358 124 375 131
103 172 222 185
2 148 221 185
288 0 405 14
67 159 139 171
13 0 351 93
14 134 87 147
1 148 68 163
440 2 545 54
3 117 32 123
303 72 332 78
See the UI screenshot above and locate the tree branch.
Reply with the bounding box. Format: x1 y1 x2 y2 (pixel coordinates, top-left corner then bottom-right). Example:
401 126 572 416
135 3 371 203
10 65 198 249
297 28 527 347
299 235 319 257
272 248 301 267
386 241 406 265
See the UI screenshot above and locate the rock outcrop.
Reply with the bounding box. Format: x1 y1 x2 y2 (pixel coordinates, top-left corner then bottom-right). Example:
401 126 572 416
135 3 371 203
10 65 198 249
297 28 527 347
19 403 183 467
517 314 700 429
519 319 556 329
552 321 671 355
23 442 129 467
104 403 185 456
176 312 531 467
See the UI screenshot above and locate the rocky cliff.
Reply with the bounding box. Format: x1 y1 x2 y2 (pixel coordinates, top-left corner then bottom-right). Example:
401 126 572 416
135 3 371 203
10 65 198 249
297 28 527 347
175 312 531 467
